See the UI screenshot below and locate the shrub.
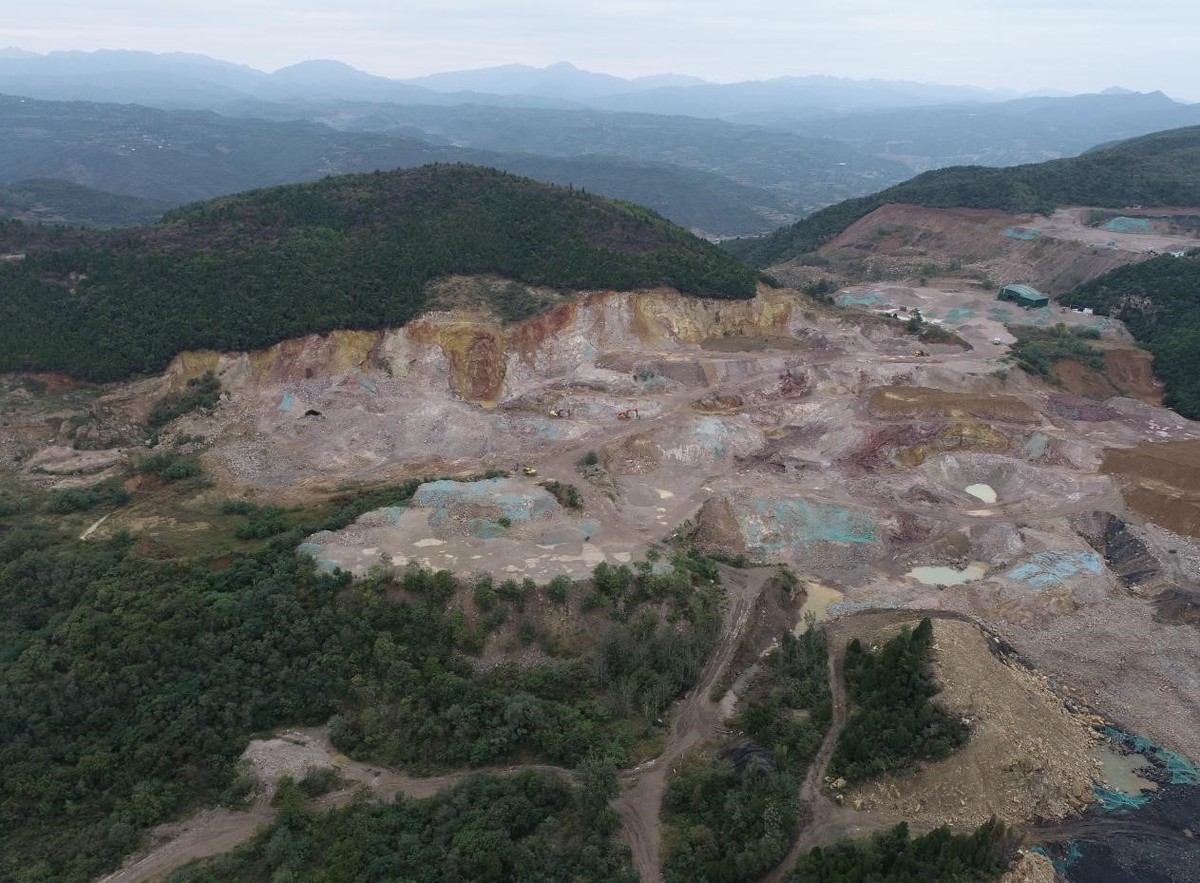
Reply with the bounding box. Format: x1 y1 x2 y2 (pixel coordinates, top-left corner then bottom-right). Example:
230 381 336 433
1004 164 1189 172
546 575 572 604
147 372 222 428
45 479 130 514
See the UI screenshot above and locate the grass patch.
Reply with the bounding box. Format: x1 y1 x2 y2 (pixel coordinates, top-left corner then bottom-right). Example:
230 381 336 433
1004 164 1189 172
1008 323 1105 380
147 372 222 429
541 479 583 509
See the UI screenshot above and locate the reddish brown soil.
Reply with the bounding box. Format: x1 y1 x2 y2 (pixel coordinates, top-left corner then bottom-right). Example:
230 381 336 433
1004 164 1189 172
867 386 1040 423
1052 360 1120 400
1104 348 1161 404
821 203 1187 293
1102 439 1200 537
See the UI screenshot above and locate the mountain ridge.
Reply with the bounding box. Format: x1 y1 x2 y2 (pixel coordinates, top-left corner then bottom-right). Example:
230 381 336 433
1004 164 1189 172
0 163 758 381
727 124 1200 266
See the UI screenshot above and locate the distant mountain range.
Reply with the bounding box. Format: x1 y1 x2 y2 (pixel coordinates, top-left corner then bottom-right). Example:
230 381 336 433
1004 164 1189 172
400 61 709 99
1 93 880 235
1 49 1197 237
0 49 1025 114
744 90 1200 170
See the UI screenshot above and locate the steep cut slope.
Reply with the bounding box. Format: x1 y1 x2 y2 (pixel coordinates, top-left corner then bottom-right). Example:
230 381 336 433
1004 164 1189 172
0 164 756 381
731 124 1200 267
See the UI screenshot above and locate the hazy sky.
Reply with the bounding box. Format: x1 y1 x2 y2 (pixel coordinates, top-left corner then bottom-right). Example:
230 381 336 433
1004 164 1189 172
3 0 1195 98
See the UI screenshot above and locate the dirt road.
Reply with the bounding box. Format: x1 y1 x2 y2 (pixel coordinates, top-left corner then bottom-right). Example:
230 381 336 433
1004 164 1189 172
762 608 985 883
96 728 572 883
613 563 772 882
95 565 769 883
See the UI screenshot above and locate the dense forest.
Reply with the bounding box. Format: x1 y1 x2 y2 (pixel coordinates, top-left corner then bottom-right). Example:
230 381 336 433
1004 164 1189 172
786 819 1013 883
165 770 636 883
0 471 723 883
661 624 831 883
729 124 1200 266
830 618 968 782
0 164 757 382
1060 252 1200 418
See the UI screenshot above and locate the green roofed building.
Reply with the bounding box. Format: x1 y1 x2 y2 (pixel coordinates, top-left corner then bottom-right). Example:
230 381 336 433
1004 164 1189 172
998 283 1050 308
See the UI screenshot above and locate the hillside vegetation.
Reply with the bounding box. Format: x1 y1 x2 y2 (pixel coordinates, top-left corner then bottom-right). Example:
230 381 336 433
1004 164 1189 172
165 771 635 883
1061 252 1200 417
0 465 724 882
0 178 169 226
730 124 1200 267
0 164 756 381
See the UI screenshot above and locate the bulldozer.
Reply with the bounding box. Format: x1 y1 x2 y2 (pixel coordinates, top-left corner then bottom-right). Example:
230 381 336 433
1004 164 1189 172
523 465 539 477
616 407 640 420
913 349 929 357
549 407 572 418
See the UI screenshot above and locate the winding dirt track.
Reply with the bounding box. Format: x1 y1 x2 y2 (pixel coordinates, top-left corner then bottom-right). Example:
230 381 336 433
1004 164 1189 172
96 746 573 883
96 567 770 883
612 564 773 882
762 608 988 883
94 334 1025 883
97 605 984 883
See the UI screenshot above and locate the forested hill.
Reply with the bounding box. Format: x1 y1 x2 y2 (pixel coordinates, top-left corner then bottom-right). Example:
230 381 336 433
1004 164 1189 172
0 178 170 226
728 124 1200 267
1061 252 1200 418
0 164 757 382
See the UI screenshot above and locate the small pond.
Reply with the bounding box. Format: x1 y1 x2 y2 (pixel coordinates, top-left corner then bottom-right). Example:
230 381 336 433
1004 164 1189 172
906 562 988 587
965 483 998 504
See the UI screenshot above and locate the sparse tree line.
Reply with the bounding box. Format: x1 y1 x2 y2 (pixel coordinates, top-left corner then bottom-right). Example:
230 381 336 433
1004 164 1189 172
661 616 999 883
662 624 831 883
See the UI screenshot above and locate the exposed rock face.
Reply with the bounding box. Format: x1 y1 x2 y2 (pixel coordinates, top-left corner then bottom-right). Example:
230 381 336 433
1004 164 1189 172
164 285 810 408
12 278 1198 767
1100 513 1161 588
999 850 1057 883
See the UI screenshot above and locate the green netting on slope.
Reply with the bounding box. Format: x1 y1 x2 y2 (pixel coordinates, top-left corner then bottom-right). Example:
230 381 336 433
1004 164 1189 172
1103 217 1153 234
1003 227 1039 240
837 289 889 307
1093 784 1152 811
